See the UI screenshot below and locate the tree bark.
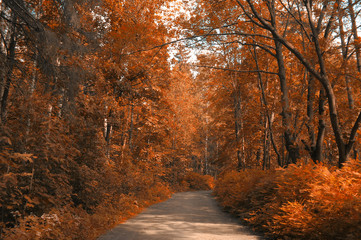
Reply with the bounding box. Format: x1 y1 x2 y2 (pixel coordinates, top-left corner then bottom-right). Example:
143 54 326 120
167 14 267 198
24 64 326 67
268 1 299 165
348 0 361 72
204 119 209 174
338 1 354 108
233 78 245 170
304 71 326 163
263 114 270 170
313 89 326 163
104 108 113 159
1 14 17 124
128 104 134 150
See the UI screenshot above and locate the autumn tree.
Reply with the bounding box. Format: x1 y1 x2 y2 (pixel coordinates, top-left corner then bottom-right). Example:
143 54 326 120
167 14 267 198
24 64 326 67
177 0 361 168
1 0 209 238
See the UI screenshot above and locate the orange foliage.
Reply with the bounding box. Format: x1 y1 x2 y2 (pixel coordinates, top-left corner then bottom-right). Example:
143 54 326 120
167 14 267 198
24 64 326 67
177 172 215 191
214 162 361 239
0 0 186 238
3 181 172 240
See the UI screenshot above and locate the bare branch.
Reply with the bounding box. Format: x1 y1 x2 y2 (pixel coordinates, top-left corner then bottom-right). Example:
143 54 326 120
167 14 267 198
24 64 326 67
316 1 328 33
241 41 276 57
278 0 312 41
192 64 279 75
3 0 44 32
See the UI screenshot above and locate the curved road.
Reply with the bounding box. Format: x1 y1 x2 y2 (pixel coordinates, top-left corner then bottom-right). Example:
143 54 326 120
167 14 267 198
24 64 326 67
98 191 262 240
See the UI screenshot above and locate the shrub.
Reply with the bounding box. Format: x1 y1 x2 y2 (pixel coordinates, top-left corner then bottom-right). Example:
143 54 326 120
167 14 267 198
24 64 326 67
214 161 361 239
2 179 172 240
180 172 215 191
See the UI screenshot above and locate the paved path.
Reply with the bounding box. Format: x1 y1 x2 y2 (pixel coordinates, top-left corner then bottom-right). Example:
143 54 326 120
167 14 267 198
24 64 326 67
98 191 262 240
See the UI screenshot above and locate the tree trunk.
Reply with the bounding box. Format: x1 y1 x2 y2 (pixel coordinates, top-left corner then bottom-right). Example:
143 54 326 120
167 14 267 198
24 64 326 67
338 1 354 108
1 15 17 124
263 114 270 170
252 45 282 167
234 80 245 170
273 38 299 165
304 1 356 167
304 71 326 163
128 104 134 150
348 0 361 72
204 117 209 174
104 108 113 159
313 89 326 162
268 0 299 165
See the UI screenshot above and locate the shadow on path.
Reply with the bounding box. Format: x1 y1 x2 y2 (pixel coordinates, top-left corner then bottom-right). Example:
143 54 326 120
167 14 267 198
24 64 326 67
97 191 263 240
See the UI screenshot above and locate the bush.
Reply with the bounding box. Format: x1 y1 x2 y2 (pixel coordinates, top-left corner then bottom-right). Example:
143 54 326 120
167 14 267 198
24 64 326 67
179 172 215 191
2 187 172 240
214 161 361 239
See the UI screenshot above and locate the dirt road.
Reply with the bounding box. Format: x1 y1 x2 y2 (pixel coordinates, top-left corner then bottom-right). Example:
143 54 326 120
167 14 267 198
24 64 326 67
97 191 262 240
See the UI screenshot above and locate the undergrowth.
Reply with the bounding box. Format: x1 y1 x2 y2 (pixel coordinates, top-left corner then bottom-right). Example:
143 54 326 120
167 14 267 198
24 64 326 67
2 171 213 240
214 160 361 240
2 181 172 240
177 172 215 191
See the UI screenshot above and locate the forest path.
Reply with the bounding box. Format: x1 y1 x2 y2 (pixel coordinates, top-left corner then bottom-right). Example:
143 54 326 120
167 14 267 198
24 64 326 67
97 191 262 240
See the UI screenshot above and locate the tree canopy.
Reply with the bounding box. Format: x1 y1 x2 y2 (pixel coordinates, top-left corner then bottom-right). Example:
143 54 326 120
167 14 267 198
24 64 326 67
1 0 361 239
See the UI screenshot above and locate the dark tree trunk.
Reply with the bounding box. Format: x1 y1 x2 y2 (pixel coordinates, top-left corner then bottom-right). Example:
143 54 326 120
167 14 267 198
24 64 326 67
273 35 299 165
338 0 354 108
251 44 282 167
304 72 326 164
1 15 17 124
234 80 245 170
128 104 134 150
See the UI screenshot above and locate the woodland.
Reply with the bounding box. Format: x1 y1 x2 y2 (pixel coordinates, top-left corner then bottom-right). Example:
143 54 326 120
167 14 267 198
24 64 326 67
0 0 361 239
